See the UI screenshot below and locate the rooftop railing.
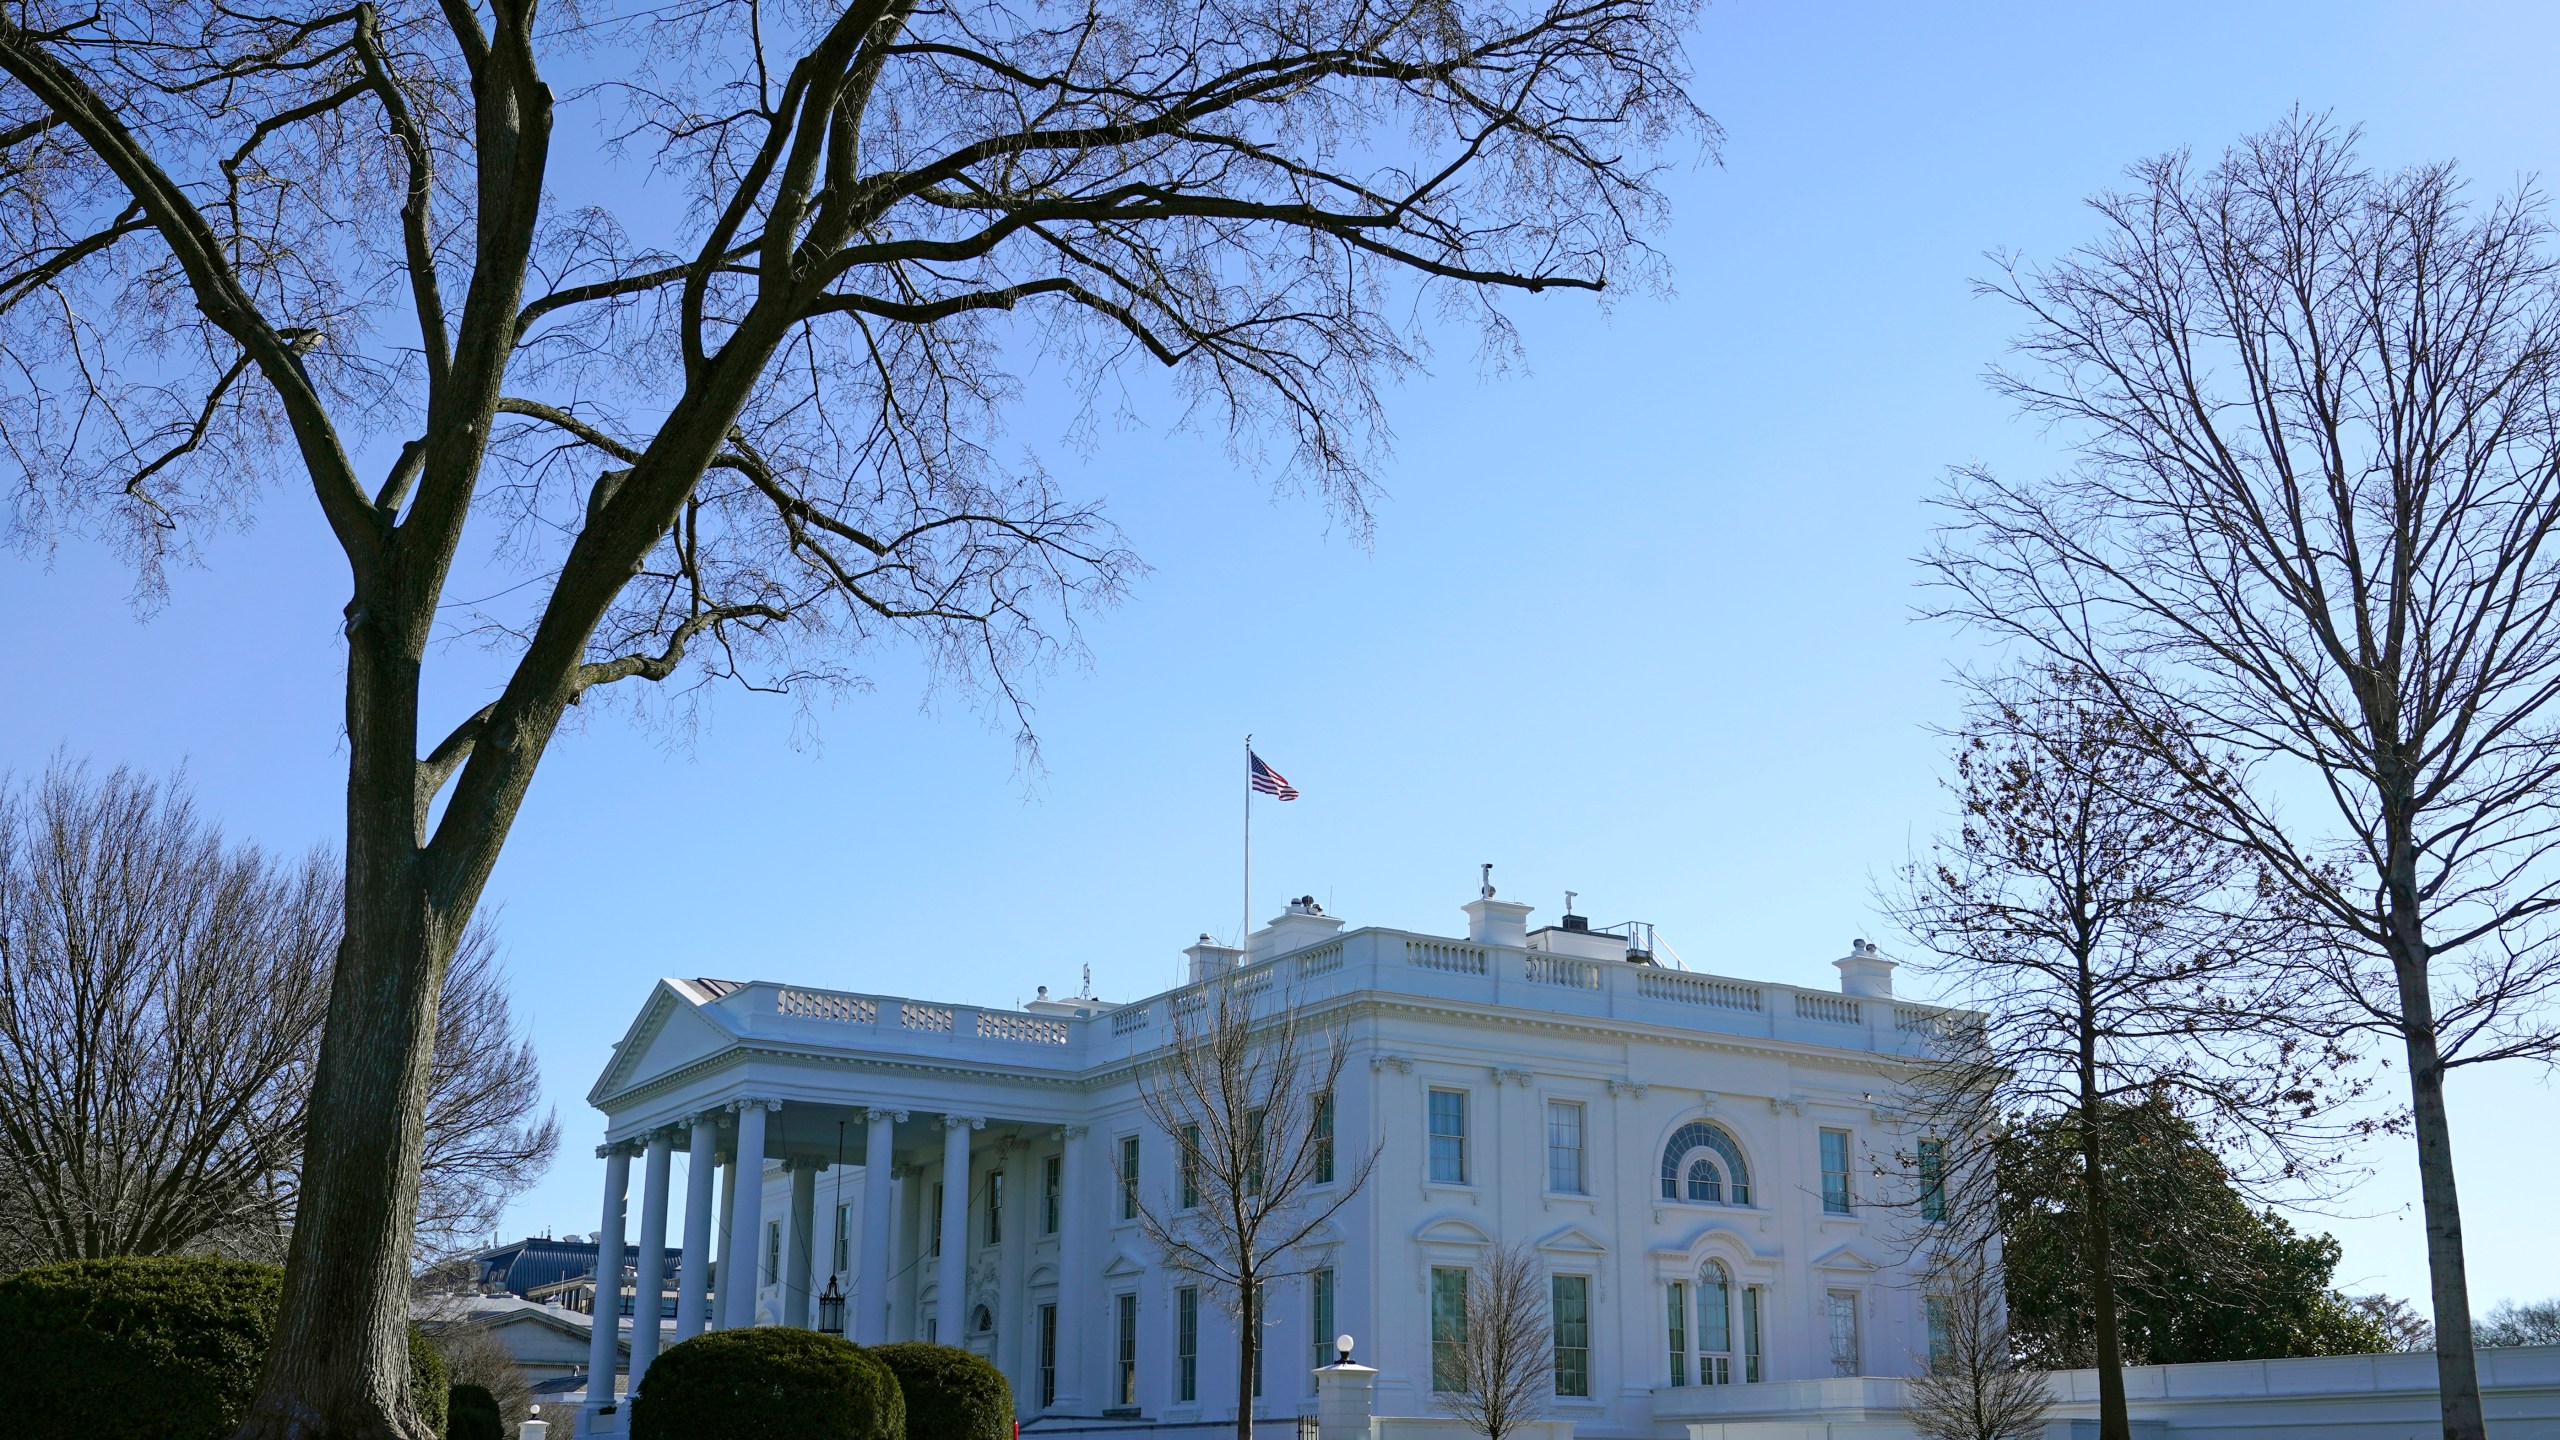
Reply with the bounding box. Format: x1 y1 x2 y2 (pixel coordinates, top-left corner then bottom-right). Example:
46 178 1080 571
718 928 1951 1070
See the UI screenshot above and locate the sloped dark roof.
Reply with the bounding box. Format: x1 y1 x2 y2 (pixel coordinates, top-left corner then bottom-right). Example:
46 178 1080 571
691 977 744 998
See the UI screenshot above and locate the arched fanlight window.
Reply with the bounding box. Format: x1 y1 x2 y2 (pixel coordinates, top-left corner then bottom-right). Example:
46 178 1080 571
1658 1121 1752 1205
1698 1261 1734 1385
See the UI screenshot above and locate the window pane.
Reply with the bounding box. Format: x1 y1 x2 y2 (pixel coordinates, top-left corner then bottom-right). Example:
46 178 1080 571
1547 1101 1585 1194
1117 1293 1139 1405
1180 1123 1201 1209
1687 1157 1722 1204
1429 1090 1468 1184
1314 1092 1336 1185
1700 1264 1731 1357
1666 1281 1687 1387
833 1203 851 1272
1744 1286 1763 1383
1177 1286 1199 1401
1551 1274 1590 1397
1919 1138 1946 1223
1120 1135 1140 1221
1826 1290 1860 1376
1926 1297 1952 1375
987 1168 1004 1245
1045 1154 1063 1234
1040 1303 1059 1406
1821 1129 1852 1214
931 1183 944 1255
1312 1268 1336 1379
1430 1267 1469 1391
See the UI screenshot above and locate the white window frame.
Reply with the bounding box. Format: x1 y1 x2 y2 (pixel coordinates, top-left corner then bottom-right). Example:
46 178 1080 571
1427 1087 1470 1185
1546 1099 1587 1195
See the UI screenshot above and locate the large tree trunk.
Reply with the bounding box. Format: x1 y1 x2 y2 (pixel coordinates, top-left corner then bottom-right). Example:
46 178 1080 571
234 613 458 1440
1235 1272 1255 1440
2077 985 2130 1440
2390 908 2484 1440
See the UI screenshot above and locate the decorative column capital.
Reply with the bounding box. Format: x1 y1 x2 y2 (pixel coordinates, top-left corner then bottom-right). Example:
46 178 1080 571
864 1107 909 1123
1368 1053 1414 1074
1491 1066 1535 1087
1060 1124 1089 1140
943 1114 986 1131
730 1097 783 1114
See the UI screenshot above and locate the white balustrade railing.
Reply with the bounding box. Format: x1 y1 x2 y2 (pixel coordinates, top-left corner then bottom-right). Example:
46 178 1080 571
1111 1007 1151 1036
1295 942 1345 978
976 1011 1069 1045
1795 993 1861 1025
1405 939 1489 975
1636 970 1763 1012
900 1003 955 1033
1525 954 1601 990
777 989 876 1024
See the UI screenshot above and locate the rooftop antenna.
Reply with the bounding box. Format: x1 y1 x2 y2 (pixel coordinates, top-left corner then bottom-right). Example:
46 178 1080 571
1479 862 1495 898
1079 964 1092 1000
1564 889 1578 915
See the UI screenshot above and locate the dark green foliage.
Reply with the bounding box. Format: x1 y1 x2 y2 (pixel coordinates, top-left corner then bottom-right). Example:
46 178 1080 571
1999 1101 2391 1365
447 1382 504 1440
632 1328 902 1440
871 1342 1013 1440
412 1322 449 1436
0 1254 457 1440
0 1255 280 1440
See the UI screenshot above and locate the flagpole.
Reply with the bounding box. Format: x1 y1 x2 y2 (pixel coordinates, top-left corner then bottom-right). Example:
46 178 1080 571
1242 733 1252 951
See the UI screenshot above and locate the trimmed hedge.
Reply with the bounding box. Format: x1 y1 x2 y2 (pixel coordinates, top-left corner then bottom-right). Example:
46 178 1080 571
446 1381 504 1440
870 1342 1012 1440
632 1328 902 1440
0 1254 449 1440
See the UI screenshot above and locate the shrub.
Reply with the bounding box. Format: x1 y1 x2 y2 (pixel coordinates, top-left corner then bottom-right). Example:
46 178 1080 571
447 1382 504 1440
0 1255 281 1440
870 1343 1012 1440
631 1328 902 1440
0 1254 457 1440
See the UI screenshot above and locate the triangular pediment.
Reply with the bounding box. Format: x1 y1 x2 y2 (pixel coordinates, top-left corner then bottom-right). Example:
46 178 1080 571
1101 1249 1148 1278
590 980 743 1105
1810 1242 1883 1273
1533 1224 1609 1257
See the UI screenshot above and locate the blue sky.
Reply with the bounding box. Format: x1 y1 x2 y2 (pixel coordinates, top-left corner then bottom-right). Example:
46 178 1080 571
7 0 2559 1308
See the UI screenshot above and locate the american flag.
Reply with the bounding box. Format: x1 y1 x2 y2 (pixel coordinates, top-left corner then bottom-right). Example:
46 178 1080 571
1248 750 1299 800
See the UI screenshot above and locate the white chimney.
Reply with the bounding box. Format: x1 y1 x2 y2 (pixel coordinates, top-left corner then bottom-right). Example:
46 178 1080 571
1835 939 1897 998
1462 864 1532 948
1185 934 1245 984
1250 896 1347 962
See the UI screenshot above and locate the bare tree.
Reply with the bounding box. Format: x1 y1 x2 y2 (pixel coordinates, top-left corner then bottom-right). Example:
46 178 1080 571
1924 112 2560 1440
0 0 1706 1428
1131 964 1375 1440
1888 671 2365 1440
416 1315 534 1436
0 761 557 1274
1432 1242 1552 1440
1905 1250 2052 1440
2345 1294 2435 1353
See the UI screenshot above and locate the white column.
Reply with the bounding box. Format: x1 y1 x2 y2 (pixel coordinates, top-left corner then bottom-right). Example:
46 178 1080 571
858 1109 902 1343
785 1160 818 1328
712 1145 738 1328
994 1138 1029 1397
630 1132 674 1387
726 1100 772 1328
937 1115 980 1343
1051 1124 1089 1412
677 1115 718 1339
584 1145 632 1409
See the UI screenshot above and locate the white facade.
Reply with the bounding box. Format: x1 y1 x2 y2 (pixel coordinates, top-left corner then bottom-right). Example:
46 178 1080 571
584 888 1954 1438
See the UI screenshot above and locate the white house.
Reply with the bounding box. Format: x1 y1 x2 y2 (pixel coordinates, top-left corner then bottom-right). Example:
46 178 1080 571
580 881 1956 1438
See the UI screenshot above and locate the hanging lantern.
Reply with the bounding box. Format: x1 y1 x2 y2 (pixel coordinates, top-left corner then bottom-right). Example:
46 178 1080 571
818 1274 845 1335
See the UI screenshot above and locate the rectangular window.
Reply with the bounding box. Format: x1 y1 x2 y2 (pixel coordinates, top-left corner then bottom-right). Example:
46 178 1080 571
931 1183 944 1256
1743 1287 1763 1383
1176 1285 1199 1402
1313 1092 1336 1185
926 1316 938 1343
1179 1123 1201 1210
1044 1154 1063 1234
1925 1297 1952 1376
1551 1274 1590 1398
1119 1135 1141 1221
1918 1138 1947 1223
1666 1281 1688 1387
1699 1269 1732 1384
1547 1100 1587 1194
987 1168 1005 1246
1820 1129 1853 1214
1311 1268 1336 1380
1040 1303 1059 1406
766 1219 781 1285
1826 1290 1861 1377
833 1203 852 1273
1116 1292 1139 1406
1428 1089 1469 1184
1430 1267 1469 1391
